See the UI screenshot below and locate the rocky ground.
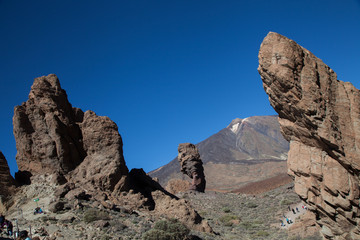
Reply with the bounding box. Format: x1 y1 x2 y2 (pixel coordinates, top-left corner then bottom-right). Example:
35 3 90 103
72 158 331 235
1 180 321 240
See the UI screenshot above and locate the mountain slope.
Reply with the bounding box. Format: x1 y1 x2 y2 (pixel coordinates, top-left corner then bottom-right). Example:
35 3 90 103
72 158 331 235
150 115 290 191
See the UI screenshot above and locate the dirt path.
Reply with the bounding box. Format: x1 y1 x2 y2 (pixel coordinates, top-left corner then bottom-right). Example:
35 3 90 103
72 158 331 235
279 202 307 229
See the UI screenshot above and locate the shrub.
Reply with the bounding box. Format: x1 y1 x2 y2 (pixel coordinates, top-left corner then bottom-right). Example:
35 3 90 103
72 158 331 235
219 214 239 227
280 199 294 206
142 218 190 240
246 202 258 208
83 208 110 223
254 230 270 237
222 207 231 213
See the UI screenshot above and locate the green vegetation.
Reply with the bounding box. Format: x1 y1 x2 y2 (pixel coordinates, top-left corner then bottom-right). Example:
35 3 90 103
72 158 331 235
222 207 231 213
83 208 110 223
142 218 190 240
219 214 239 227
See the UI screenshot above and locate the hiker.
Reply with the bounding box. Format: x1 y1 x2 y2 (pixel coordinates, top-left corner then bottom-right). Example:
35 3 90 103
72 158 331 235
296 207 299 212
33 207 43 215
17 230 32 240
292 208 296 214
1 219 13 236
286 218 289 224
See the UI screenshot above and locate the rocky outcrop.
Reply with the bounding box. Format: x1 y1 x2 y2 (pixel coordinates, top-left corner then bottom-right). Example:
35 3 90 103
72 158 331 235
258 32 360 239
11 74 212 233
178 143 206 192
70 110 129 193
166 179 191 195
0 151 16 211
13 74 86 179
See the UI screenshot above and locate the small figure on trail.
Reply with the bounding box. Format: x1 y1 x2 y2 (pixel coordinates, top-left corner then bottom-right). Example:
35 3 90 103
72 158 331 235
33 207 43 215
292 208 296 214
296 207 299 212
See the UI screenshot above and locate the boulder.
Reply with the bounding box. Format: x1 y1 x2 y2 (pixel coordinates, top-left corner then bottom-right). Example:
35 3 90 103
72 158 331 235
258 32 360 240
178 143 206 192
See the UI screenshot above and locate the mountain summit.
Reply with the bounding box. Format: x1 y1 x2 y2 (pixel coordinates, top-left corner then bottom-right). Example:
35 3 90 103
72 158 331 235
150 115 289 191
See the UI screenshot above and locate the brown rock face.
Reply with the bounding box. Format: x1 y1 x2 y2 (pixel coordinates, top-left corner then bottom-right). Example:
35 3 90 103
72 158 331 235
11 74 212 233
0 151 16 199
13 74 86 178
178 143 206 192
258 32 360 239
70 110 129 192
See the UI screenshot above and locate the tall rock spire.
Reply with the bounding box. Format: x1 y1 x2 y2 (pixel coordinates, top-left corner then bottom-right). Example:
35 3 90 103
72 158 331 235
258 32 360 240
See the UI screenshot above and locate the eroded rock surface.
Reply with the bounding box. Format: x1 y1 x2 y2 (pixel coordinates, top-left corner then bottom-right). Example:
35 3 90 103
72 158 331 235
11 74 212 233
13 74 85 178
70 110 129 193
178 143 206 192
258 32 360 239
0 151 16 211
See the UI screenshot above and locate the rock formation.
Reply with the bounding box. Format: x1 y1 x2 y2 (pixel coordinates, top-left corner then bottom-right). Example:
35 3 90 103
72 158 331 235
13 74 86 180
150 115 289 192
0 151 16 211
70 110 129 193
178 143 206 192
11 74 212 233
258 32 360 239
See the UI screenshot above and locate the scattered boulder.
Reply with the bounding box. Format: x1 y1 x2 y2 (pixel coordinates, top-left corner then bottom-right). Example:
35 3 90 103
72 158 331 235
258 32 360 240
48 200 65 213
178 143 206 192
166 179 191 195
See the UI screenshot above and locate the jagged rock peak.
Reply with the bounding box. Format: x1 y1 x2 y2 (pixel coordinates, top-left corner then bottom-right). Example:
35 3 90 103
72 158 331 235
258 32 360 240
13 74 86 179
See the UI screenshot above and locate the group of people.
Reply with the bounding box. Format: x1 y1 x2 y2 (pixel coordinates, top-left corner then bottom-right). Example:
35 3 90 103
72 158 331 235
280 204 308 227
0 214 32 240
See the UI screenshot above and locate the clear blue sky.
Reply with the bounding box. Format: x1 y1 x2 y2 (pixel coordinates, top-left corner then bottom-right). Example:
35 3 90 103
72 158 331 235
1 0 360 176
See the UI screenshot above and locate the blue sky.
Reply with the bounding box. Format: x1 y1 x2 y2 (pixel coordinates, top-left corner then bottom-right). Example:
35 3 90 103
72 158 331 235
1 0 359 176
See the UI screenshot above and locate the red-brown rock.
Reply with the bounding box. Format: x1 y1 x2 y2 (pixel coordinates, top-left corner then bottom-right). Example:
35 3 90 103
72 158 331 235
178 143 206 192
70 110 129 192
13 74 85 178
258 32 360 240
0 151 16 209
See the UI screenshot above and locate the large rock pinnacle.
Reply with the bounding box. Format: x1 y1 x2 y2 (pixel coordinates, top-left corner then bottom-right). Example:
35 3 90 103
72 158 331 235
178 143 206 192
258 32 360 240
13 74 86 178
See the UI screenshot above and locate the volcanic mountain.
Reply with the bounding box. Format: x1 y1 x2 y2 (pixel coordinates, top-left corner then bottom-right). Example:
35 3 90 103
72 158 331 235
150 115 290 192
